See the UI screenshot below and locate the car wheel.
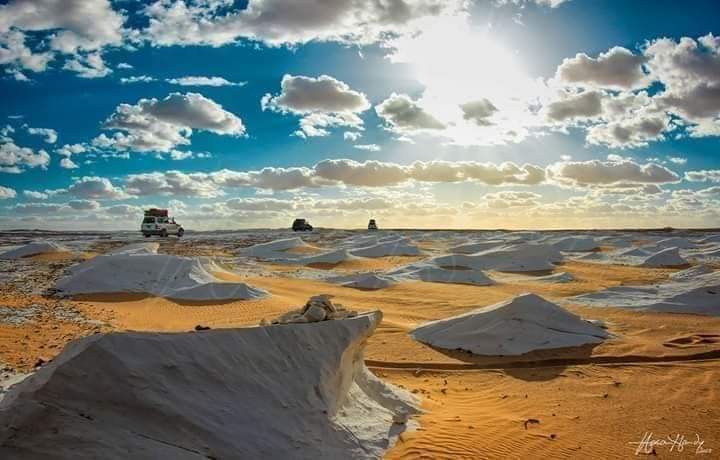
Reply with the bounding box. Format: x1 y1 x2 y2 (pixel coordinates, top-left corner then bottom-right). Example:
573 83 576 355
160 229 168 238
177 228 184 237
143 233 150 238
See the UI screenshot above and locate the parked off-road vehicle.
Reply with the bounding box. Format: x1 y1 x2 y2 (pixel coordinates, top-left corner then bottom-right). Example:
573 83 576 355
141 209 184 238
292 218 313 231
368 219 378 231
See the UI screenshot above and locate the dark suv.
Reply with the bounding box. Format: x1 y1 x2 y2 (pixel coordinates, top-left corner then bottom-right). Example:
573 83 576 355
292 219 313 231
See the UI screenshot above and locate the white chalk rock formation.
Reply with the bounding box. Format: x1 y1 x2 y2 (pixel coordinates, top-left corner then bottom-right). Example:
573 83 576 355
392 265 495 286
55 243 267 301
0 242 70 259
640 247 688 267
572 270 720 316
328 273 397 290
239 237 308 258
0 311 418 459
655 237 696 249
350 239 421 258
410 293 609 355
447 240 505 254
430 243 562 273
551 236 599 252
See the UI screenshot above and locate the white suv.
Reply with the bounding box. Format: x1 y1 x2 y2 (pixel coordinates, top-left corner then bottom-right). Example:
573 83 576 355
141 216 184 238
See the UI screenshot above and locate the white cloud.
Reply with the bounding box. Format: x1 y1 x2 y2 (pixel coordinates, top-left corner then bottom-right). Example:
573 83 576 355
685 170 720 182
167 76 246 87
56 143 86 157
263 74 370 138
26 126 57 143
546 90 603 122
354 144 380 152
62 51 112 78
142 0 466 47
23 190 48 200
668 156 687 165
555 46 648 90
343 131 361 141
0 139 50 173
59 157 79 169
644 34 720 135
120 75 157 84
375 93 445 132
585 114 671 148
116 62 133 69
125 170 225 197
96 92 246 152
66 176 128 200
68 199 100 210
548 158 680 187
0 185 16 199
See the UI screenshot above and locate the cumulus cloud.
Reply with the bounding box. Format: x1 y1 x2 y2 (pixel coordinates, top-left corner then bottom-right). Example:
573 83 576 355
142 0 465 47
484 190 541 208
685 170 720 182
59 157 79 169
546 90 603 122
23 190 48 200
314 159 546 187
262 74 370 137
548 158 680 187
25 126 57 143
167 76 246 87
62 51 111 78
125 170 225 197
0 139 50 173
460 99 499 126
66 176 128 200
96 92 246 152
375 93 445 132
555 46 648 90
0 185 16 199
586 114 671 148
68 199 100 210
644 34 720 135
0 0 124 77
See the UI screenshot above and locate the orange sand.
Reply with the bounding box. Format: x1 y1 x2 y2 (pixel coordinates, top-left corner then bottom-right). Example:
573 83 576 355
2 252 719 458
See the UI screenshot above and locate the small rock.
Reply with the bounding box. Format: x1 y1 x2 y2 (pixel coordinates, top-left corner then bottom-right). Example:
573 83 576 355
392 409 409 425
194 325 211 331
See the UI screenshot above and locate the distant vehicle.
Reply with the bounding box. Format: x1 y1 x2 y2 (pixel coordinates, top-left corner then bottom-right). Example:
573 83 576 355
368 219 378 231
292 218 313 231
141 208 184 238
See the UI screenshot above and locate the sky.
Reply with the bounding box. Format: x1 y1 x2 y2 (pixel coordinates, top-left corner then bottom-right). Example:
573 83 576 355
0 0 719 230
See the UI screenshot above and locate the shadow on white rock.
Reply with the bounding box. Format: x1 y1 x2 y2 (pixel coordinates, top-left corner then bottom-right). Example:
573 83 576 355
0 311 418 459
410 293 609 356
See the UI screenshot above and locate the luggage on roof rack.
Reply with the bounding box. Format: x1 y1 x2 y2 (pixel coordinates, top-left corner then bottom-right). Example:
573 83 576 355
144 208 168 217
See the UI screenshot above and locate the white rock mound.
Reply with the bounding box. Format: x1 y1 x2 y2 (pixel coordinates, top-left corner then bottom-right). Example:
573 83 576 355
0 311 418 459
0 241 70 259
55 243 267 301
410 293 609 356
431 243 562 273
640 247 688 267
349 239 421 258
551 236 599 252
392 265 495 286
239 237 308 258
572 270 720 316
655 237 696 249
447 240 504 254
327 273 397 290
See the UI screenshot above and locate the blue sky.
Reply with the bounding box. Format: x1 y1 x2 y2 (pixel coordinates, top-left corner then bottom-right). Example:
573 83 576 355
1 0 719 229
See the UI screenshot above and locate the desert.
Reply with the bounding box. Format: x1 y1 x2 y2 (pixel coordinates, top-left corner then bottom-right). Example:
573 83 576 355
0 228 718 458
